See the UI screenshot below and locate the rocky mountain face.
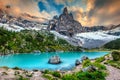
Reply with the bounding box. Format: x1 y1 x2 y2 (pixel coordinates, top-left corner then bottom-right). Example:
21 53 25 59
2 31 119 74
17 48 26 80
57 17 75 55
47 7 120 35
83 24 120 32
48 7 83 36
0 9 48 31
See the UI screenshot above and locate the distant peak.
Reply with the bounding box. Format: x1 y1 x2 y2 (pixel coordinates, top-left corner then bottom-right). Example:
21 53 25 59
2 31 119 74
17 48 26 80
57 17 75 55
63 7 68 15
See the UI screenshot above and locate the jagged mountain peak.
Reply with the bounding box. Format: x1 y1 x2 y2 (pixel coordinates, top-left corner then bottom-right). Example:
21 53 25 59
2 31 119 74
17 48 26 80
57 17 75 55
48 7 83 36
63 7 68 15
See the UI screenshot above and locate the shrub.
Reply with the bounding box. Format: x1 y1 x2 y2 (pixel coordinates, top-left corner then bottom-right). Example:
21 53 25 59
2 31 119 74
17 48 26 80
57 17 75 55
43 70 52 74
82 59 92 68
95 57 105 63
52 71 61 78
76 71 106 80
0 27 80 54
12 67 21 70
93 62 106 70
2 66 9 70
43 74 53 80
62 71 106 80
106 60 120 69
62 74 78 80
111 51 120 61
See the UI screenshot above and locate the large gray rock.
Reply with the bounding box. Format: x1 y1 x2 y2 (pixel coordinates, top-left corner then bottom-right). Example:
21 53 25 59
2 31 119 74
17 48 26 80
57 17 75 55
75 59 81 66
48 55 61 64
82 65 97 72
81 56 89 62
48 7 83 36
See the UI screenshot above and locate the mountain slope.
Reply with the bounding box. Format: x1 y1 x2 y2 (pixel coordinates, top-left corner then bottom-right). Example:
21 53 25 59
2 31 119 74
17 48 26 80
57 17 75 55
0 9 48 31
0 28 81 54
104 38 120 49
51 28 120 49
74 31 120 49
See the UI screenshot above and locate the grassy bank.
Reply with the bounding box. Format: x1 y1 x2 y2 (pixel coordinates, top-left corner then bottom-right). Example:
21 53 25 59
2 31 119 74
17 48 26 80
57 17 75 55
105 51 120 69
42 57 107 80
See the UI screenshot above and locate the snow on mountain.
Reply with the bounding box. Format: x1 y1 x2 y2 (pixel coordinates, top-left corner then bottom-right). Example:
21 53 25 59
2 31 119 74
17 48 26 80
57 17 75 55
0 22 48 31
51 29 120 49
74 31 120 48
105 26 120 36
0 12 48 31
51 31 82 46
0 23 24 31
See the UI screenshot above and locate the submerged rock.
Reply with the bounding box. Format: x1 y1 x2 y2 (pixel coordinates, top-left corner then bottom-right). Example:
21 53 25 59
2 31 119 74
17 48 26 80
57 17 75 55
75 59 81 66
48 55 61 64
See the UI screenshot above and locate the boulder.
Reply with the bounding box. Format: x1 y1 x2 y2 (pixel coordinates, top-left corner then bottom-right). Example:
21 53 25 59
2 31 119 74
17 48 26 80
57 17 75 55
48 55 61 64
81 56 89 62
111 51 120 61
82 65 97 72
75 59 81 66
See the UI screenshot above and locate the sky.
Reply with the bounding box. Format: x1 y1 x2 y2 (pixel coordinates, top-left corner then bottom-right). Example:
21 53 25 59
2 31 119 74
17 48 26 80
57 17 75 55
0 0 120 26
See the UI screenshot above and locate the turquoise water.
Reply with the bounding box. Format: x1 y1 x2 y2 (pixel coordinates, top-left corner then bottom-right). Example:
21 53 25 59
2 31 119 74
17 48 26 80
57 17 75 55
0 52 108 70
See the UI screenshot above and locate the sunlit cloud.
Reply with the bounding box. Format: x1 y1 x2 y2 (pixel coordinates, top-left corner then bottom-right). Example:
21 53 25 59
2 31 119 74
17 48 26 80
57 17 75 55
0 0 120 26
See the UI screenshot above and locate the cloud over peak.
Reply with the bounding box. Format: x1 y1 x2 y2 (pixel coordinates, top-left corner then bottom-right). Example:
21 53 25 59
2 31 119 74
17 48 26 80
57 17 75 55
0 0 120 26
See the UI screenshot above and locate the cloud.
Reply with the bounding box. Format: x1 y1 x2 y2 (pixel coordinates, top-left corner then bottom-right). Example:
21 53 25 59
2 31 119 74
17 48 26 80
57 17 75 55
0 0 21 16
0 0 120 26
0 0 57 22
69 0 120 26
87 0 120 26
55 0 74 5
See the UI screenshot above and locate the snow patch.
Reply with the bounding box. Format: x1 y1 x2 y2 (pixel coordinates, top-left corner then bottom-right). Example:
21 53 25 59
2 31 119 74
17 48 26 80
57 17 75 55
51 30 120 49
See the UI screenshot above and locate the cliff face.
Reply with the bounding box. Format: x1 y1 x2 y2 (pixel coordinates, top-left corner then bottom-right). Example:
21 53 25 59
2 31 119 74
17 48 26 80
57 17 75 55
48 7 83 36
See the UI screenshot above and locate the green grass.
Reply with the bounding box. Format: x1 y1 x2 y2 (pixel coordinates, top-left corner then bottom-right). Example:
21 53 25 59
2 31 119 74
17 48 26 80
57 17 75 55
95 57 105 63
104 51 120 69
82 59 92 68
62 71 106 80
93 63 106 70
12 67 21 70
59 58 107 80
111 51 120 61
104 38 120 49
82 59 106 70
52 71 61 78
105 60 120 69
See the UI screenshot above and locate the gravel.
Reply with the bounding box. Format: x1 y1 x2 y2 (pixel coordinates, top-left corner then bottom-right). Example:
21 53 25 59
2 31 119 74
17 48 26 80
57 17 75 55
105 65 120 80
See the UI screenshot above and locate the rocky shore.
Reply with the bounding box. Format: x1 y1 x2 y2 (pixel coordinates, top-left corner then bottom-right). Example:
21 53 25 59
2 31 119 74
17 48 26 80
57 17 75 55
0 52 120 80
0 67 46 80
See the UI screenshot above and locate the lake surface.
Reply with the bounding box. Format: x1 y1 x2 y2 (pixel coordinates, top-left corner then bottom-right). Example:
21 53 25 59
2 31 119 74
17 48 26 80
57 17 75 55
0 52 108 70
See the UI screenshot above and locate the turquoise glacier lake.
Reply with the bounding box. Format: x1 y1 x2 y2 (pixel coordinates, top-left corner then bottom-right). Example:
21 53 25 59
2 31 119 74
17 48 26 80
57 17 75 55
0 52 108 70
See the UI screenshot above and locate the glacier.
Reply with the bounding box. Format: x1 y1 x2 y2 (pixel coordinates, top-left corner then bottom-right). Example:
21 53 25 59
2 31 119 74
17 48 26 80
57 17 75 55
51 29 120 49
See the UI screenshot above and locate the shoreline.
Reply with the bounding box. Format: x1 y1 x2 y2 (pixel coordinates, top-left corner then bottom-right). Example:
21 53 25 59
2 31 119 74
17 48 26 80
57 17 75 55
0 50 110 56
0 51 109 71
0 53 120 80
